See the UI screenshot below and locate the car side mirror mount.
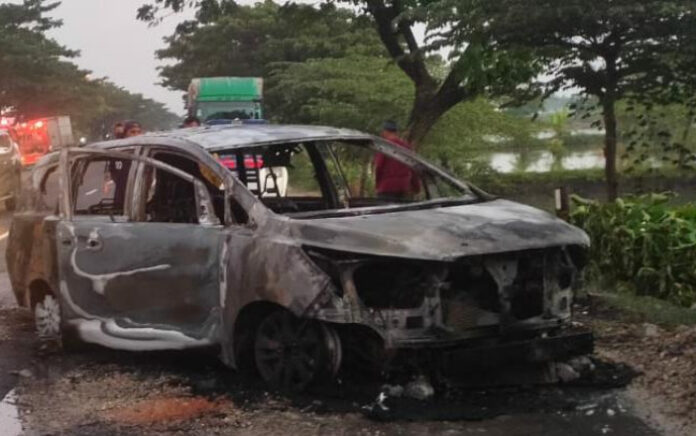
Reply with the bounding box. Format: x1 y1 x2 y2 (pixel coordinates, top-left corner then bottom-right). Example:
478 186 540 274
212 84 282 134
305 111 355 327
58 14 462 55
193 179 220 227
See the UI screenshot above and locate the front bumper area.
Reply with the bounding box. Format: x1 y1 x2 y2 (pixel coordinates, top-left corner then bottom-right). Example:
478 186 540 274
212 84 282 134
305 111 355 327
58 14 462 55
387 327 593 377
439 328 593 375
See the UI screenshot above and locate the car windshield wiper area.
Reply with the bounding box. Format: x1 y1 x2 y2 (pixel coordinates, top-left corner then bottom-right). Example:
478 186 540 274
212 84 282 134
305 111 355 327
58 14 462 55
286 196 485 219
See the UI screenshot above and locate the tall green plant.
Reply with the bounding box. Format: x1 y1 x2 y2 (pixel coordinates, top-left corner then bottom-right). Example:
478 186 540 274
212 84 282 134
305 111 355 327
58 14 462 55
571 194 696 306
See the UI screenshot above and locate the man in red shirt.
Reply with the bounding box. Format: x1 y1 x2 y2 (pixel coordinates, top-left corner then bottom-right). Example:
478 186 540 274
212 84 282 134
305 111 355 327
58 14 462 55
375 121 420 200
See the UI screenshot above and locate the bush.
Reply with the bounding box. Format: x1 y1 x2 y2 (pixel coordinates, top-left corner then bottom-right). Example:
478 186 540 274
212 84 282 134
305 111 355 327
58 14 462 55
570 193 696 307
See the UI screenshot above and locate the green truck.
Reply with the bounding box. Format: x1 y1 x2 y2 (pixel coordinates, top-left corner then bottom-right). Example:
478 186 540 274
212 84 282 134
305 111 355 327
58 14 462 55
187 77 264 122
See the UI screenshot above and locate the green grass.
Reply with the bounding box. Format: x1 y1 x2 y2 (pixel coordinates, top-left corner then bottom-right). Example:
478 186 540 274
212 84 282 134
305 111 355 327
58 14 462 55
591 291 696 327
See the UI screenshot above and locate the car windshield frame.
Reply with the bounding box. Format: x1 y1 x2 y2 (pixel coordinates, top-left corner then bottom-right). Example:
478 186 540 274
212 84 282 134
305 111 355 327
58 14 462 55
209 136 486 219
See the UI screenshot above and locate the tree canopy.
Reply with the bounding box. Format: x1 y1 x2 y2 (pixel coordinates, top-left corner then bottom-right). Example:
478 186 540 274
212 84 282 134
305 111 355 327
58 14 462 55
431 0 696 199
72 79 180 139
140 0 541 145
154 0 384 92
265 55 412 132
0 0 178 139
0 0 87 118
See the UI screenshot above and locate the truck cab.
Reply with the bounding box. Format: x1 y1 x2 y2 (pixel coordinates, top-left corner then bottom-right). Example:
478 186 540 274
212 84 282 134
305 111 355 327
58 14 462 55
188 77 263 123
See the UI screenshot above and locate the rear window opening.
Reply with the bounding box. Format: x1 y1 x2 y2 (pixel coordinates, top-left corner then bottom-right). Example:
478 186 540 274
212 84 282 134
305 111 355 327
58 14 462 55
213 140 477 217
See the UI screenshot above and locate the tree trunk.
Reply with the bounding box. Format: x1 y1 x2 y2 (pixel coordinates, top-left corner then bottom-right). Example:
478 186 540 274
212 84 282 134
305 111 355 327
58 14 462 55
404 93 454 147
405 111 440 147
678 113 695 167
603 97 619 201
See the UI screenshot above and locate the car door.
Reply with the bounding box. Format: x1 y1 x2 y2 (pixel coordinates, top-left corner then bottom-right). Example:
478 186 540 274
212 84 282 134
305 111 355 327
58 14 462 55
55 147 225 349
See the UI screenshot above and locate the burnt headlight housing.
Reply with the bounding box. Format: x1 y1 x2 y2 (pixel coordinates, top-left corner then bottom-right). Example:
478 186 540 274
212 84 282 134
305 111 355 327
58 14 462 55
303 247 348 296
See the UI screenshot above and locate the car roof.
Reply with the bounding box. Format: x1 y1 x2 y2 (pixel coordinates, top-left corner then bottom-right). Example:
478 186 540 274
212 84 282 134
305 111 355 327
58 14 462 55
90 124 374 153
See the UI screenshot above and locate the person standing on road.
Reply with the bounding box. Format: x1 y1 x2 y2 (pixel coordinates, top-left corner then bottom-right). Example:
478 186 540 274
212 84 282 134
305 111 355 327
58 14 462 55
375 120 420 200
182 115 202 128
113 122 125 139
123 120 143 138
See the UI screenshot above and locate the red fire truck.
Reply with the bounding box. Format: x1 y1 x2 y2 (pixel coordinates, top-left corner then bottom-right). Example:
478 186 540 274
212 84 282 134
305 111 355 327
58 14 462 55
12 116 74 166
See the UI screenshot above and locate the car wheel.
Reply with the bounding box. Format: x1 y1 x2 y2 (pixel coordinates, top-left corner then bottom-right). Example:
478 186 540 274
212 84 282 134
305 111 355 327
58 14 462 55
254 310 341 392
33 293 84 351
34 294 61 340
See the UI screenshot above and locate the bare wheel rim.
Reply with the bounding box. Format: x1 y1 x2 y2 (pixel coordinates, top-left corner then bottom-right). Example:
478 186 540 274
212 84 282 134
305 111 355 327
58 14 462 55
34 295 61 339
254 311 330 391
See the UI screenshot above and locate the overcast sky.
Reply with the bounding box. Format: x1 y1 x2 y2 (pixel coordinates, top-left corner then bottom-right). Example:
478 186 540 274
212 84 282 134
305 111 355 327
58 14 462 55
31 0 418 116
46 0 195 115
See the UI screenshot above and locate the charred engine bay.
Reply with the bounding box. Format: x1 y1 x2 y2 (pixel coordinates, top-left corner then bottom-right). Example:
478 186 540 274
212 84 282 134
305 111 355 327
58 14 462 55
308 245 589 376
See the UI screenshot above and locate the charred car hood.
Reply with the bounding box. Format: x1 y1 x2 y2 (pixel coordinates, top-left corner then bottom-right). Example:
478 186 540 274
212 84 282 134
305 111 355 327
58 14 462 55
292 199 590 261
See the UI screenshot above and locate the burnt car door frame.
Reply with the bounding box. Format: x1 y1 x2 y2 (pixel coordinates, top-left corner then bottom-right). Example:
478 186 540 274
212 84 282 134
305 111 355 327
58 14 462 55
55 147 225 349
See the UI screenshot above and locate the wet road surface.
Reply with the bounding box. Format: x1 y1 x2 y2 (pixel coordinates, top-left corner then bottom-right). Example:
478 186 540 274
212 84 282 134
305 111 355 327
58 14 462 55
0 207 31 436
0 204 666 435
0 209 34 399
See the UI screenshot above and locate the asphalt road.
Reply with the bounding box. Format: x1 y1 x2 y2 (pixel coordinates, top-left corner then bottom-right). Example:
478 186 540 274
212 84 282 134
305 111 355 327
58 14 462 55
0 207 34 403
0 205 667 435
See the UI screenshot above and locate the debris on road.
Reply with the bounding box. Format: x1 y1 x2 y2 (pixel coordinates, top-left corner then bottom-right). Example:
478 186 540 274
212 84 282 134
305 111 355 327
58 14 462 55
381 384 404 398
585 297 696 436
642 323 661 338
556 362 580 383
105 396 228 425
403 376 435 401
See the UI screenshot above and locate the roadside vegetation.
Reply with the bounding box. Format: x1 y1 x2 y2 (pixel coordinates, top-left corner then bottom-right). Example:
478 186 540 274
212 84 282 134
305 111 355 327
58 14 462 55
571 194 696 308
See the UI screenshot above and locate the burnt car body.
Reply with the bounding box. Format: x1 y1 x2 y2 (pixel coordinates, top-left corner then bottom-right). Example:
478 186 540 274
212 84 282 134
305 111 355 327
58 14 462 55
6 124 592 390
0 129 22 211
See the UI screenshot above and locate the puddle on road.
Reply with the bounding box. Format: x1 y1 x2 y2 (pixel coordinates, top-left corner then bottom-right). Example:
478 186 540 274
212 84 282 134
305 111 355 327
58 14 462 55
0 389 23 436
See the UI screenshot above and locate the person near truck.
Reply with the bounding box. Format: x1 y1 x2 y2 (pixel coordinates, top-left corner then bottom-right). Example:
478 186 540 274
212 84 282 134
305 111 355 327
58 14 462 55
123 120 143 138
375 120 420 200
182 115 202 128
113 122 125 139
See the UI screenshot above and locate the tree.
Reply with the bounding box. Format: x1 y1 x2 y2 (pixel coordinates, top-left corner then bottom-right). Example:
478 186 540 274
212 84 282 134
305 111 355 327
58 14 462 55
353 0 542 145
0 0 89 118
139 0 540 146
421 99 542 173
265 55 412 132
71 79 180 140
151 1 384 97
0 1 178 139
618 101 696 171
432 0 696 200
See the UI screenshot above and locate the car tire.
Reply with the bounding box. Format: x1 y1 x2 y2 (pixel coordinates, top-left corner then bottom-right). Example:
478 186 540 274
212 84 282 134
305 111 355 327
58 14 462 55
33 293 84 351
34 294 62 340
253 310 341 392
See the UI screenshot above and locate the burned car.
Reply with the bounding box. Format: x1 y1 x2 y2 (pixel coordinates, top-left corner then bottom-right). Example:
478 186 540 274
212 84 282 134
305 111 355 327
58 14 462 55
6 124 592 390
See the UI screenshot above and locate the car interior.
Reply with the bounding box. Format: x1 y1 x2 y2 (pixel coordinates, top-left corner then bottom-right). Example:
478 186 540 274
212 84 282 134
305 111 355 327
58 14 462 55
145 152 225 224
215 140 467 217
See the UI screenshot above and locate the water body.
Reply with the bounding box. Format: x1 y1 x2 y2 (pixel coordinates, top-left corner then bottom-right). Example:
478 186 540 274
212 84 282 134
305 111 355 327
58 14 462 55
485 149 606 173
